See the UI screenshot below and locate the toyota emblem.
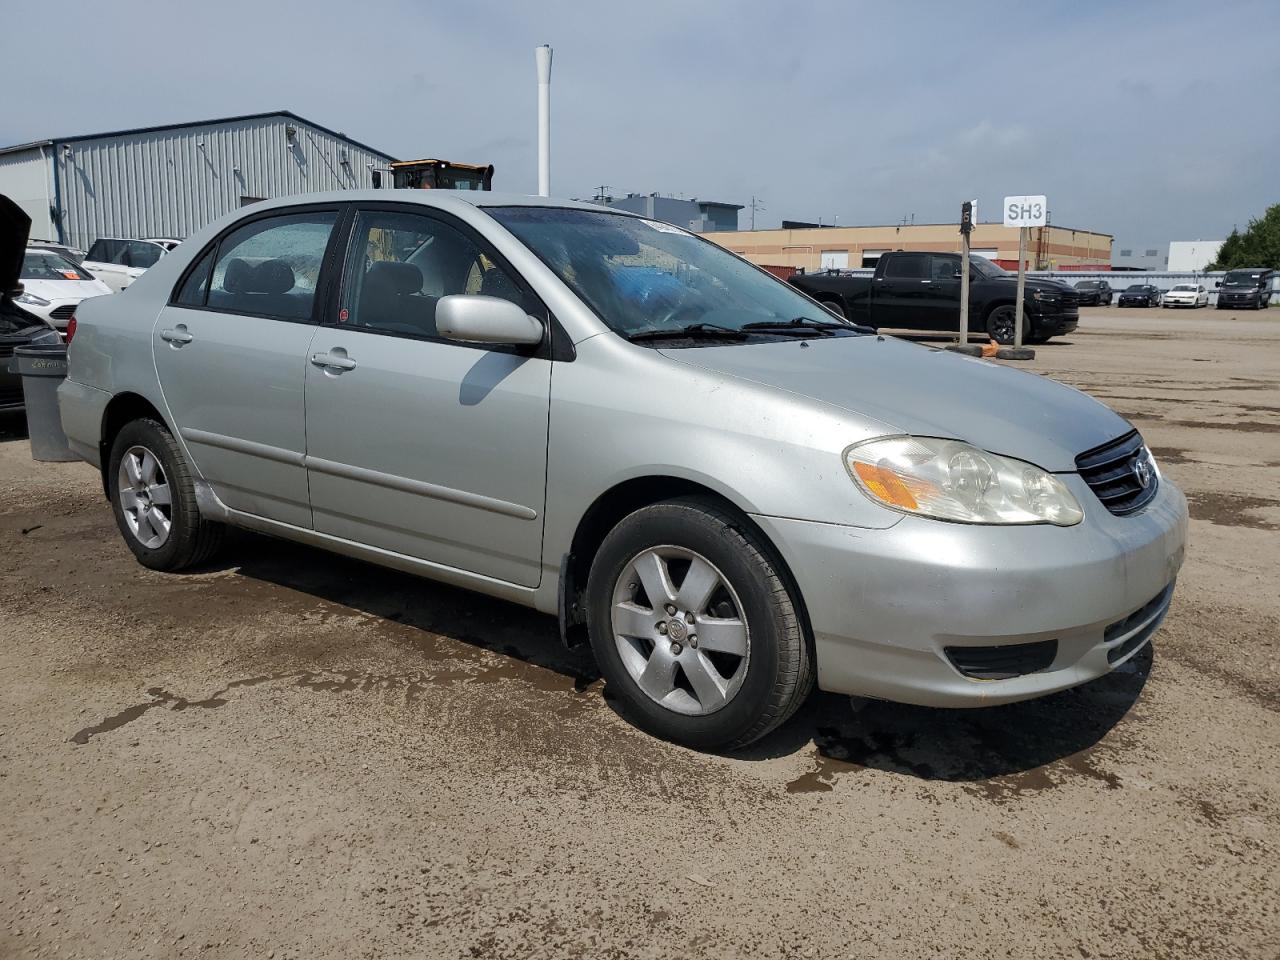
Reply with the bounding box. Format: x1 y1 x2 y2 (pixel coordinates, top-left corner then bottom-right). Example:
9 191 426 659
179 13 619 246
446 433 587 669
1132 454 1153 489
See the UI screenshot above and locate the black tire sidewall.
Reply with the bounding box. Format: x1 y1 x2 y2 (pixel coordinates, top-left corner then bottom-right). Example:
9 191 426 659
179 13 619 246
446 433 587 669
107 419 197 570
987 305 1019 345
585 502 793 750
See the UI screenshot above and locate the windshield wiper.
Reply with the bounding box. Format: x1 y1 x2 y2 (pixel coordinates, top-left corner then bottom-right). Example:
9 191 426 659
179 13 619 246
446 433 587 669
742 317 866 335
627 322 750 342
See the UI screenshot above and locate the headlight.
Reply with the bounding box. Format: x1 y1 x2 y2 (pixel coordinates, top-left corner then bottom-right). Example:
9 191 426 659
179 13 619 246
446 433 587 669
1031 290 1058 301
844 436 1084 526
16 292 51 307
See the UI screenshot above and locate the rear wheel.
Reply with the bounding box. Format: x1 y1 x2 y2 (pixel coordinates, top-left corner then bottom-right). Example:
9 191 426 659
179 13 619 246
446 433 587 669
108 418 223 571
819 299 846 319
585 497 812 750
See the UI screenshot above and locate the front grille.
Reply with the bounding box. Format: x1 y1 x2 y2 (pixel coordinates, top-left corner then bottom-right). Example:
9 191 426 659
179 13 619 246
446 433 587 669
1075 430 1159 516
945 639 1058 680
50 305 76 321
1105 584 1173 663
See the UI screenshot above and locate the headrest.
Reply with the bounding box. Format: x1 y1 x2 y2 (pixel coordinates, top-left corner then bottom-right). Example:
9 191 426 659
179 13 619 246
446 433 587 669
223 258 295 295
366 260 422 295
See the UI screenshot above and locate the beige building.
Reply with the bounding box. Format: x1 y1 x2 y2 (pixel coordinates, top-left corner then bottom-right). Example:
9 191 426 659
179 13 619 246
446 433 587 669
704 222 1112 273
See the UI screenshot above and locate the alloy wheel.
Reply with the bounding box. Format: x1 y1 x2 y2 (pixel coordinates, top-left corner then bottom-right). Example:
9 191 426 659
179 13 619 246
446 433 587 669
117 445 173 549
610 546 750 716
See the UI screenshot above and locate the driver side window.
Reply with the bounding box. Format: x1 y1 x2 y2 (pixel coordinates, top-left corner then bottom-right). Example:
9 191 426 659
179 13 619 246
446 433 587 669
338 209 526 340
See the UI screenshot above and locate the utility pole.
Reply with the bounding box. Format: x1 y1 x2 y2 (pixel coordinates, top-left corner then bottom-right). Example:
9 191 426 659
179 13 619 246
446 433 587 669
748 196 765 231
593 184 610 203
946 200 983 356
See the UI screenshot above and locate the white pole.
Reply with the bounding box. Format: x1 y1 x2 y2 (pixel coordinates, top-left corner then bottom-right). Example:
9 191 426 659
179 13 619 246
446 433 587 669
1014 226 1028 348
536 45 553 197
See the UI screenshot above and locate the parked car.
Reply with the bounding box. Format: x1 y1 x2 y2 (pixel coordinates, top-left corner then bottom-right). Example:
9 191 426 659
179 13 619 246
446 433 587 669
81 237 173 292
59 191 1188 749
1 198 64 412
15 247 112 330
1117 284 1162 307
143 238 183 252
28 238 87 264
1073 279 1113 305
1215 268 1275 310
1162 283 1209 308
789 251 1079 344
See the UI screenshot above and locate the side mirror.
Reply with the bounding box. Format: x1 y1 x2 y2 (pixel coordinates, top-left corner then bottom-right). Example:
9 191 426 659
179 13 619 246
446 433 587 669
1214 281 1221 288
437 294 544 346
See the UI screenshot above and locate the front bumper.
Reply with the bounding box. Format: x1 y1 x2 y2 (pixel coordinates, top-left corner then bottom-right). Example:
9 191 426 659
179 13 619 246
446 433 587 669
752 474 1187 707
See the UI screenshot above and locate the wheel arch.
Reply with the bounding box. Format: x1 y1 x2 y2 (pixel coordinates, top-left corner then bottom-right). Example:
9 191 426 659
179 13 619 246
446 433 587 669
98 392 171 499
556 475 814 653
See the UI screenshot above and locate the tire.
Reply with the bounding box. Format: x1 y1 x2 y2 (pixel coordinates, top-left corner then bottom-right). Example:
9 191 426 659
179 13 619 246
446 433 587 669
585 496 813 750
985 304 1021 345
107 418 224 571
820 299 846 319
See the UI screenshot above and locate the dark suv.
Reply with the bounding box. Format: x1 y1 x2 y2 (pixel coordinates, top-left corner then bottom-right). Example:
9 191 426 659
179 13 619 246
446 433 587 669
1216 268 1274 310
1073 279 1113 305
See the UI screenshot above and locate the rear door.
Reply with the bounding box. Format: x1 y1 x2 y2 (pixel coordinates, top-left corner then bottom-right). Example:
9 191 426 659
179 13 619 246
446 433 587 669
922 253 963 331
302 204 552 587
152 205 343 528
873 253 931 328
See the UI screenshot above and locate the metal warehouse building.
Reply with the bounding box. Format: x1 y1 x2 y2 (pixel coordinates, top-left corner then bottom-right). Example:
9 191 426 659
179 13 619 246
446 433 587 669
0 111 394 251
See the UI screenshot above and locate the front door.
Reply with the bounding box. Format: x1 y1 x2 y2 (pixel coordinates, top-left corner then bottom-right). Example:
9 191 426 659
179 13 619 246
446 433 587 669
303 205 552 587
153 206 342 528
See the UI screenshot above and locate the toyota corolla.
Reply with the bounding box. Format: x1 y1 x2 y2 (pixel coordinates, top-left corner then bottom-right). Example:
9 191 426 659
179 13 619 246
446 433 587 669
57 191 1187 749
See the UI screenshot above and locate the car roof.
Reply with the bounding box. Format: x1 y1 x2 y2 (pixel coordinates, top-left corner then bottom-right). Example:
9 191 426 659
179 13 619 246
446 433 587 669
227 189 624 219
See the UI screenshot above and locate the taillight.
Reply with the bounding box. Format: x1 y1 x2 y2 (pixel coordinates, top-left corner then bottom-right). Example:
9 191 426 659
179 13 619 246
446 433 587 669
65 315 77 342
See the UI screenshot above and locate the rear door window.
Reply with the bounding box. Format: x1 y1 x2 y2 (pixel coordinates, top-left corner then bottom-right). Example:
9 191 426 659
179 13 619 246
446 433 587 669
125 241 163 269
884 254 928 279
87 239 128 264
204 211 338 321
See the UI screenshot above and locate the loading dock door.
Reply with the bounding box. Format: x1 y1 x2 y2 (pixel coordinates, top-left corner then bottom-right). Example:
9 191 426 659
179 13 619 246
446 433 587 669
820 250 849 270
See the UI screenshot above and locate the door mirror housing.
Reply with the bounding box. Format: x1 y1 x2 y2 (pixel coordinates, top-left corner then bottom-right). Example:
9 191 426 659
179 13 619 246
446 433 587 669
1214 281 1221 288
437 295 544 346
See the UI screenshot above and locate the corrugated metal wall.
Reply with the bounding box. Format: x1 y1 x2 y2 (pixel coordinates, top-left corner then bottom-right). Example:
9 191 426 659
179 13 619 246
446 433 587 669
56 115 392 250
0 147 56 240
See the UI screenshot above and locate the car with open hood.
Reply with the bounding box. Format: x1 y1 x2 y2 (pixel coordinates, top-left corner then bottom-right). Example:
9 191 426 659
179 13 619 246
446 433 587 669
1 197 63 412
15 246 112 330
58 191 1187 749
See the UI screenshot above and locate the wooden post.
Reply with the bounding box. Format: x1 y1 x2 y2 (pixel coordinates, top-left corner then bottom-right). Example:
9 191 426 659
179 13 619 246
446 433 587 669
959 228 971 346
1014 226 1027 349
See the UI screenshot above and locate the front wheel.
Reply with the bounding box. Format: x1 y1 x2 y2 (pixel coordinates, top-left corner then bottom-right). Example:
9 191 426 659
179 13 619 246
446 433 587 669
985 305 1023 345
820 299 846 319
108 418 224 571
585 497 812 750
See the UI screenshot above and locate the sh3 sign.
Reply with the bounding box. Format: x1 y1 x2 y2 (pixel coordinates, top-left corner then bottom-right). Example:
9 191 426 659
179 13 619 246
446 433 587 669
1004 195 1047 228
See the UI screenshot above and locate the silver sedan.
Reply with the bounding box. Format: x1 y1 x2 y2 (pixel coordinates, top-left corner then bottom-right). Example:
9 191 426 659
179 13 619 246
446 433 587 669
58 191 1187 749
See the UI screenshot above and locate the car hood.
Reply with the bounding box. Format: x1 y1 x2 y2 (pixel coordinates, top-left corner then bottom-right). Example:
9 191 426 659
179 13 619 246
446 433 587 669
1 194 32 294
659 335 1132 472
19 277 113 299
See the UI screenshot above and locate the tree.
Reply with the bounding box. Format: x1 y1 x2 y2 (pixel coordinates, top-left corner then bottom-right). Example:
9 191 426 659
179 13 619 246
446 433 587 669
1208 203 1280 270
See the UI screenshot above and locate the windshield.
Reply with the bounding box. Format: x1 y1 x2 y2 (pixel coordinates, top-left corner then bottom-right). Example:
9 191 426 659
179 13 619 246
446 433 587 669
22 250 95 281
1125 285 1147 292
969 256 1008 279
1075 280 1101 289
1171 284 1196 291
487 207 862 341
1223 271 1261 286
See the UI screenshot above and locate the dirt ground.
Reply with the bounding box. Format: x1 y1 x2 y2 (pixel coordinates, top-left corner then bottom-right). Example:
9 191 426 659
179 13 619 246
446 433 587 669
2 308 1277 959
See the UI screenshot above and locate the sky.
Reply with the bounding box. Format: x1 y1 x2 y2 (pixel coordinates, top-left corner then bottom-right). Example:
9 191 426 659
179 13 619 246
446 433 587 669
2 0 1277 248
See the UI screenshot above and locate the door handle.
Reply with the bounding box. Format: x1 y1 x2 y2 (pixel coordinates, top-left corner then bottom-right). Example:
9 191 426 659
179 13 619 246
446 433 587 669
920 279 933 284
160 326 193 345
311 351 357 371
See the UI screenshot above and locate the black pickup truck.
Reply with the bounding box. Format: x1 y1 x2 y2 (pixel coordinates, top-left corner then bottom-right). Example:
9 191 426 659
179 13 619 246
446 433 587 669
789 251 1079 344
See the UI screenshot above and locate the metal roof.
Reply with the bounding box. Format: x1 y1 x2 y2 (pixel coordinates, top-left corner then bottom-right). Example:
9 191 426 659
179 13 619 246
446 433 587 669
0 110 395 161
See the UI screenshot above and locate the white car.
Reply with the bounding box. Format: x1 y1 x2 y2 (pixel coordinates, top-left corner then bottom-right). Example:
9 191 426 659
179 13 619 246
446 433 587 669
14 246 112 330
1162 283 1209 308
81 237 174 293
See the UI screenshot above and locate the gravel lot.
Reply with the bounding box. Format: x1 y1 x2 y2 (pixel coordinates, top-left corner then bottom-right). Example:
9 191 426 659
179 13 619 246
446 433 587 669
2 308 1277 959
